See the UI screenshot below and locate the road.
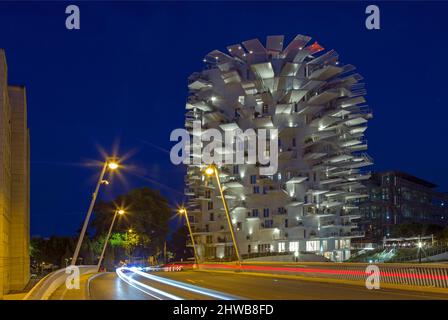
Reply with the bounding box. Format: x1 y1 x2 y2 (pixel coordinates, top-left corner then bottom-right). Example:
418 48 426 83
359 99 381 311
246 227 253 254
88 272 150 300
86 270 448 300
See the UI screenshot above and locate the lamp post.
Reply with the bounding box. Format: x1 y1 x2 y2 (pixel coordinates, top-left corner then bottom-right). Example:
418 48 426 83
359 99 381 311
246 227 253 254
178 207 200 267
418 236 423 263
72 159 119 266
97 209 125 272
205 164 241 265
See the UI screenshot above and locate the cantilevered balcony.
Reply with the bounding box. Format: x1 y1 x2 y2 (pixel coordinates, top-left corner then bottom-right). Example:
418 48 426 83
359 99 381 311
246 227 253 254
286 176 308 184
344 192 369 201
337 96 366 109
320 200 342 208
250 62 275 79
252 114 274 128
222 181 244 190
347 172 371 181
188 78 212 91
186 100 214 112
307 89 340 106
221 70 242 84
309 65 343 81
319 177 344 185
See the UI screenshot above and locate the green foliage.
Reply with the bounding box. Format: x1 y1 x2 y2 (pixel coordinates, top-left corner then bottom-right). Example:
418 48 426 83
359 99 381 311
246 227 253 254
91 187 171 255
110 232 125 247
30 236 76 267
124 231 140 250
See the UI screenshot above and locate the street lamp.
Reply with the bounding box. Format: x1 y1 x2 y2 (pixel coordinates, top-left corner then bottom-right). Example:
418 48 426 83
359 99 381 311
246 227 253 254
178 207 200 267
204 164 241 265
98 209 125 272
418 239 423 263
108 162 119 170
71 158 120 266
97 209 125 272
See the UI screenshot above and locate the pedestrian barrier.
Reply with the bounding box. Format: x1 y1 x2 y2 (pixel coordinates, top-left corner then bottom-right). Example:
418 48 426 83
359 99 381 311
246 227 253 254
23 265 97 300
166 262 448 290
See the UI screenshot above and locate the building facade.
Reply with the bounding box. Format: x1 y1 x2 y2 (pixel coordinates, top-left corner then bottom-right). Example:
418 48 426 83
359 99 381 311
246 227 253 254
184 35 372 262
359 171 448 243
0 49 30 298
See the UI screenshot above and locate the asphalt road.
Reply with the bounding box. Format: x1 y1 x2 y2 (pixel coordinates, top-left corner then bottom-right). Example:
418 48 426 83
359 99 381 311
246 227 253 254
87 270 448 300
88 272 150 300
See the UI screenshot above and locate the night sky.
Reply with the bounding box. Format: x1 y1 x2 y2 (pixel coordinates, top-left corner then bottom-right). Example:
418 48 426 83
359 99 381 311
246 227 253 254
0 1 446 237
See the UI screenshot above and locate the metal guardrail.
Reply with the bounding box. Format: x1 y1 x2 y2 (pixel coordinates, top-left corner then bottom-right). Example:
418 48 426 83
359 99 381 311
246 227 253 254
23 265 97 300
389 246 448 263
193 262 448 290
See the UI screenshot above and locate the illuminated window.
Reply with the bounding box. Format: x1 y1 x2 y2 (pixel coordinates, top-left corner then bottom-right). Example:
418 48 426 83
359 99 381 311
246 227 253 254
306 240 320 252
289 241 299 252
278 242 286 252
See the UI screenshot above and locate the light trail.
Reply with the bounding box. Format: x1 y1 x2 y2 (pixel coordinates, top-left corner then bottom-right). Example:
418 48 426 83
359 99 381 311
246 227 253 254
165 263 448 282
117 267 240 300
116 267 182 300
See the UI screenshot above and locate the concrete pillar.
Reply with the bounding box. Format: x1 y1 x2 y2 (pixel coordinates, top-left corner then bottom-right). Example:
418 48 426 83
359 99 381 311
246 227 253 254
9 86 30 291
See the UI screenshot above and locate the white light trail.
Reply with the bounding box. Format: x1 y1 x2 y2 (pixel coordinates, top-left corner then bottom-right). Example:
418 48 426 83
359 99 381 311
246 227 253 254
116 267 183 300
116 267 240 300
127 267 239 300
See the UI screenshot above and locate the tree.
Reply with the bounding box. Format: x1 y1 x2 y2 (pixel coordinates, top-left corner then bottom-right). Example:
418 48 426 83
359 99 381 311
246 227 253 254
167 225 193 262
30 236 76 268
91 187 172 264
392 222 443 238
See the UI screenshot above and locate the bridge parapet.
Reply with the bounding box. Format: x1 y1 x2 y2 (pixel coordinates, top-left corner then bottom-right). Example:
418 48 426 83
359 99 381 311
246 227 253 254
23 265 97 300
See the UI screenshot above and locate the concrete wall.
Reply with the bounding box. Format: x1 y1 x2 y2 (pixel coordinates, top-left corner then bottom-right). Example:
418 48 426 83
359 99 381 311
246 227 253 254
0 49 11 298
9 86 30 291
0 50 30 298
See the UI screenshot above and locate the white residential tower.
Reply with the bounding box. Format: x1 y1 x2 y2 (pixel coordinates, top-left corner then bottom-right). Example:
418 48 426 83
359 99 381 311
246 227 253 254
184 35 372 262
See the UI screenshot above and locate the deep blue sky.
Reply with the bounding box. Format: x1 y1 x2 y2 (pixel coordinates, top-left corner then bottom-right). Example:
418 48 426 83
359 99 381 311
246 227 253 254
0 1 447 236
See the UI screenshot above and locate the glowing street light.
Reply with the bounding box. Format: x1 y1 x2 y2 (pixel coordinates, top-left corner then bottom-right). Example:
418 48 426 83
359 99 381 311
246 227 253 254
97 209 125 272
108 162 119 170
72 158 121 266
204 164 241 265
204 166 215 176
178 207 200 267
417 235 424 263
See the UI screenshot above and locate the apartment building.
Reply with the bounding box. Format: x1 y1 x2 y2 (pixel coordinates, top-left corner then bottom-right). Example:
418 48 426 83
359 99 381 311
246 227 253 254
184 35 372 262
0 49 30 298
358 171 448 243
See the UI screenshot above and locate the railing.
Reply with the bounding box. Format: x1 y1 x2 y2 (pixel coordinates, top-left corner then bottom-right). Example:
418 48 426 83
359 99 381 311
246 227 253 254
241 251 291 260
23 265 97 300
388 246 448 263
196 261 448 290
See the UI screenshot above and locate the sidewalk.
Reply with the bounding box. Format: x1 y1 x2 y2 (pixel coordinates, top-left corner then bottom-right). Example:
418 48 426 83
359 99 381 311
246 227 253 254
48 274 94 300
3 293 27 300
